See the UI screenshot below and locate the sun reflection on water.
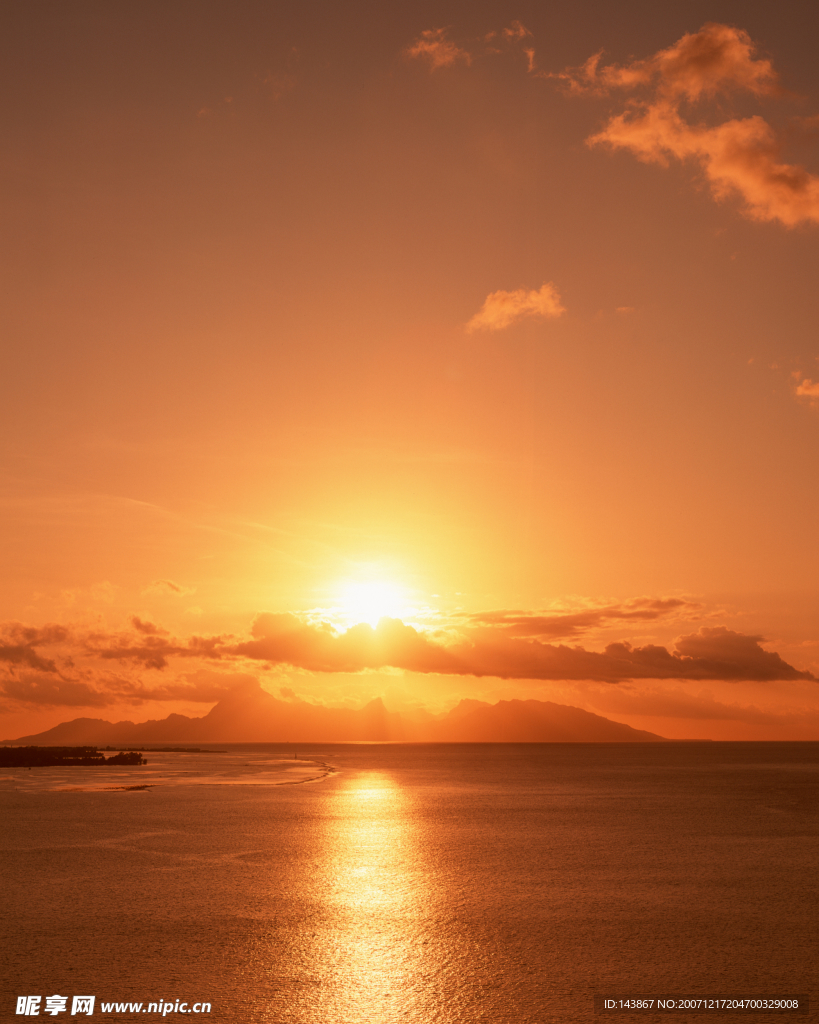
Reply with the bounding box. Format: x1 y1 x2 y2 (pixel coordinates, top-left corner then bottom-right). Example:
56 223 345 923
312 771 430 1023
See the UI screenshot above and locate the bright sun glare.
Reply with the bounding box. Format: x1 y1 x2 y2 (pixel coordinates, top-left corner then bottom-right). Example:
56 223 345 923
339 581 406 628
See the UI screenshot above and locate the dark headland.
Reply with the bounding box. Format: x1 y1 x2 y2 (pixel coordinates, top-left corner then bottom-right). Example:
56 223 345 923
1 680 664 745
0 747 146 767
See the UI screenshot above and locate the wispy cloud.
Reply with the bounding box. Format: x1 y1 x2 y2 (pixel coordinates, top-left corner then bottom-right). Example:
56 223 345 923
555 23 819 226
405 28 471 70
143 579 196 596
407 23 534 72
466 597 701 639
466 282 565 332
502 21 532 43
582 679 819 737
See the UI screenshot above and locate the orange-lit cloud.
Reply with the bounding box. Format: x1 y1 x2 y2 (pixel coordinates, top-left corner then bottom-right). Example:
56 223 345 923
2 674 113 708
405 28 471 70
502 21 532 43
557 23 819 226
591 105 819 227
466 597 701 638
409 23 535 72
466 282 565 332
237 613 461 674
131 616 168 636
0 624 67 673
1 612 813 710
552 23 778 99
3 671 258 709
795 377 819 401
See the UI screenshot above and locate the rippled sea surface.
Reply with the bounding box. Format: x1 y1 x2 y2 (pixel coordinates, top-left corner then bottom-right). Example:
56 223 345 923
1 743 817 1022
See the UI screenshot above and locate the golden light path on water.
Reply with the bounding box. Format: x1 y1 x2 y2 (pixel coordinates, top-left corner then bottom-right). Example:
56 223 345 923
318 773 416 1019
308 771 440 1024
251 764 505 1023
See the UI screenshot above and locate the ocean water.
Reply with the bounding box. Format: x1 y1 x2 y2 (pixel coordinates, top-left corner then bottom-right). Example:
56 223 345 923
1 742 816 1022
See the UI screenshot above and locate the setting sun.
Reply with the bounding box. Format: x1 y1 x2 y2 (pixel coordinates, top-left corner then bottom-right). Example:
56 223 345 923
338 581 407 628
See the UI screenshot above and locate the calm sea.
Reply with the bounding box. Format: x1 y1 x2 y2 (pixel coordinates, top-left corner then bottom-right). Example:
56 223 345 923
1 743 816 1022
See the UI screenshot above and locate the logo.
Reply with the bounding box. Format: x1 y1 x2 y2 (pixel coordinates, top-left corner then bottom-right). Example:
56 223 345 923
16 995 95 1016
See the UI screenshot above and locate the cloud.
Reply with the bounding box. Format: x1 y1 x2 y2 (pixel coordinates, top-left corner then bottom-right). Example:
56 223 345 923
406 29 471 71
234 616 812 684
795 377 819 401
409 23 536 72
466 282 565 332
466 597 701 639
503 21 532 42
446 626 813 683
87 629 227 670
673 626 810 679
2 673 112 707
131 617 167 636
122 670 264 704
236 613 462 675
590 105 819 227
596 684 770 722
557 23 819 226
0 623 69 674
553 23 778 99
0 613 812 709
583 680 819 733
143 579 195 596
0 653 262 708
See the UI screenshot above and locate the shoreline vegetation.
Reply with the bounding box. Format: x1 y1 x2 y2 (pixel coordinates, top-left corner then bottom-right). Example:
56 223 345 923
0 746 146 767
100 746 227 753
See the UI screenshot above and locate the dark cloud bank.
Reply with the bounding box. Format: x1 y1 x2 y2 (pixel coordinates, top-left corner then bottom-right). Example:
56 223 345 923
0 606 813 713
236 615 812 684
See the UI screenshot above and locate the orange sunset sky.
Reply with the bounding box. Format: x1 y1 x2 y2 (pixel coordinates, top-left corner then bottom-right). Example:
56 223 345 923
3 0 819 741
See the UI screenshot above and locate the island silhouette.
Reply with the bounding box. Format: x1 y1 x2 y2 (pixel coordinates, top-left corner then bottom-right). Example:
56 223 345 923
1 680 663 745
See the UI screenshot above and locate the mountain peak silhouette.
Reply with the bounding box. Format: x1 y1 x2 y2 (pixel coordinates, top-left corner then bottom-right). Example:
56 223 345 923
2 683 664 744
